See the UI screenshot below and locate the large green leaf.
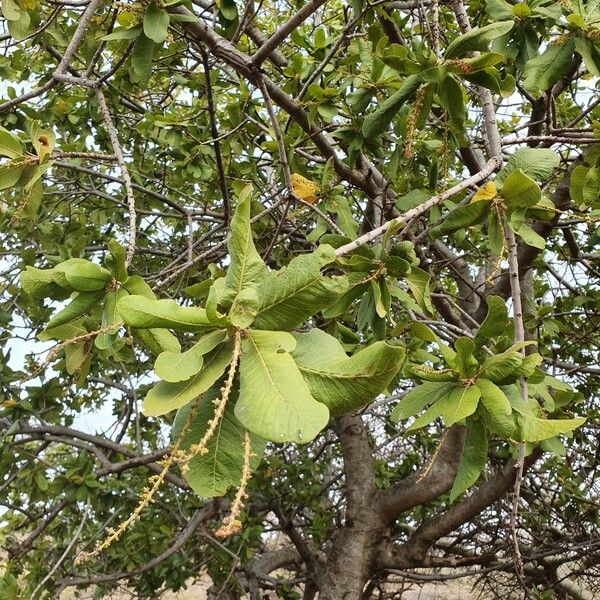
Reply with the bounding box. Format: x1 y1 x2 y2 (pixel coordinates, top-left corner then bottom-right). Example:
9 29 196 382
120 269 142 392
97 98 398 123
501 169 541 210
143 342 233 416
391 381 456 422
513 222 545 249
453 337 478 378
20 266 71 300
46 290 105 330
405 266 435 316
503 384 585 441
117 295 218 331
0 160 23 190
429 201 490 238
476 377 515 436
524 38 575 92
0 127 23 158
479 344 531 383
56 259 113 292
437 384 481 426
224 186 268 298
131 33 156 86
154 330 227 383
406 390 455 431
291 329 404 416
450 419 488 501
474 295 508 348
137 328 181 355
236 330 329 443
438 76 465 126
143 4 170 43
445 21 514 59
252 245 348 331
362 74 421 138
96 288 128 350
172 385 266 497
496 148 560 186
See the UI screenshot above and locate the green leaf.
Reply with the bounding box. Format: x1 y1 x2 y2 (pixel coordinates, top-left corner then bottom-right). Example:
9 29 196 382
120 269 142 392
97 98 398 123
496 148 560 186
0 162 22 190
143 4 170 43
429 201 490 238
291 329 404 416
117 295 219 331
513 222 545 249
229 285 259 329
524 38 576 92
101 26 142 41
46 290 105 330
575 35 600 77
437 385 481 426
408 364 456 382
136 328 181 355
56 259 113 292
361 74 421 138
583 166 600 206
516 412 585 442
143 342 233 416
20 266 71 300
7 9 30 40
224 183 267 299
406 392 452 431
154 330 227 383
445 21 514 59
501 169 541 210
106 239 127 283
476 378 515 436
474 296 508 348
236 330 329 443
405 266 435 316
391 381 456 422
131 33 156 86
438 76 465 126
252 245 348 331
453 337 478 378
96 288 128 350
0 127 23 158
122 275 157 299
479 343 531 383
1 0 21 21
410 322 457 363
172 386 266 497
219 0 238 20
457 52 504 72
450 420 488 501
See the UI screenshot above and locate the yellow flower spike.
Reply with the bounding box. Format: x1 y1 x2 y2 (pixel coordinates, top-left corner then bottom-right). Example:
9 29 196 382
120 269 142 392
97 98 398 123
471 181 497 203
291 172 320 204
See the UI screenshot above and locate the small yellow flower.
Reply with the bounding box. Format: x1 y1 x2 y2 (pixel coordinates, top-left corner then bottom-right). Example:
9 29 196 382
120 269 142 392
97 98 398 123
291 173 320 204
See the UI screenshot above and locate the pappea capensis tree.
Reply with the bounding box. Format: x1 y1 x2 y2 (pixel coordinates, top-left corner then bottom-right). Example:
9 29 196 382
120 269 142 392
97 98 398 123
1 0 599 598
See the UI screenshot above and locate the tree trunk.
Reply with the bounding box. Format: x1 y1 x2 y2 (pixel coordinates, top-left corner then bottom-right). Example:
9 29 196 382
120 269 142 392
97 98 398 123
317 415 385 599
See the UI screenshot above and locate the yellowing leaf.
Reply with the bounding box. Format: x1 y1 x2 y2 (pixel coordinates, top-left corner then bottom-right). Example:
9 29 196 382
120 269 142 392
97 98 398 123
291 173 320 204
471 181 497 202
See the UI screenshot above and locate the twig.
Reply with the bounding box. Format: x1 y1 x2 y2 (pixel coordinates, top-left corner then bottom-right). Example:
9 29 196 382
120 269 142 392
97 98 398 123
31 503 89 599
201 48 231 223
251 0 329 66
334 157 501 256
503 213 531 599
94 88 137 267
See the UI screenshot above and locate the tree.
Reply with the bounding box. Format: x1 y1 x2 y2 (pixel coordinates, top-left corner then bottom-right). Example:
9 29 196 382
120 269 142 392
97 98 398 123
1 0 600 597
